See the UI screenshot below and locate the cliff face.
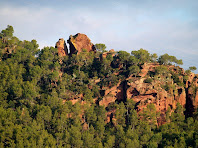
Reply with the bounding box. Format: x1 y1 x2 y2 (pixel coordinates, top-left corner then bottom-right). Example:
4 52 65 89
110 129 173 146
56 33 198 125
125 64 198 123
99 81 124 107
125 76 187 124
185 73 198 116
67 33 96 55
66 62 197 125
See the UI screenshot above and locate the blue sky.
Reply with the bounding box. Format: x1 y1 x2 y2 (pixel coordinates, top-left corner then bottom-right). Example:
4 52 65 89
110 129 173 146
0 0 198 73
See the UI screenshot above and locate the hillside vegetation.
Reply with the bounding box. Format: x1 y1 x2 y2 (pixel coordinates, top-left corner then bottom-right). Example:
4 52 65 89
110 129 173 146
0 25 198 148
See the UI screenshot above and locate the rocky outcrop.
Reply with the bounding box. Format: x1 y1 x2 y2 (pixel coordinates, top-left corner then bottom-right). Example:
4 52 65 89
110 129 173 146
194 76 198 107
55 38 68 56
102 49 116 58
67 33 96 55
62 61 198 125
139 63 159 77
99 81 124 107
185 75 198 116
124 64 193 124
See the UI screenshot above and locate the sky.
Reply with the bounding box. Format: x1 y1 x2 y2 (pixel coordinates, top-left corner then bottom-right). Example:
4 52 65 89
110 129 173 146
0 0 198 73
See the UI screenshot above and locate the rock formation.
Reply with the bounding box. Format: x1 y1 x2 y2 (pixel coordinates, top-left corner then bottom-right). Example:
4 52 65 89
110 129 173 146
67 33 96 55
102 49 116 58
64 62 198 125
99 81 124 107
185 74 198 116
55 34 198 125
125 75 187 124
55 38 68 56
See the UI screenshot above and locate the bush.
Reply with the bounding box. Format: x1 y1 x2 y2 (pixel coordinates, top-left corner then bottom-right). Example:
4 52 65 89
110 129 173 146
144 78 153 83
171 73 184 86
183 75 189 82
155 65 168 75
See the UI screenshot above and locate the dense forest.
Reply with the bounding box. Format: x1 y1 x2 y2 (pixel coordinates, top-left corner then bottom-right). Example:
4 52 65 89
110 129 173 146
0 25 198 148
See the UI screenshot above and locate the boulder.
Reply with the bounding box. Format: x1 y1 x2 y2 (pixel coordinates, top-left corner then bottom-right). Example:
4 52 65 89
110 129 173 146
67 33 96 55
55 38 68 56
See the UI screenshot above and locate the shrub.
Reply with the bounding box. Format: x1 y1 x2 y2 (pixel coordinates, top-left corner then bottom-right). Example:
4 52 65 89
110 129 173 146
144 78 153 83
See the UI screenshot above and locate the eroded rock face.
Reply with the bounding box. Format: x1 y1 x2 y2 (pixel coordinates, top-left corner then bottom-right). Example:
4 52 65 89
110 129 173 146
139 63 160 77
125 63 193 125
185 75 198 116
67 33 96 55
195 90 198 107
62 60 198 125
55 38 68 56
194 76 198 107
99 81 124 107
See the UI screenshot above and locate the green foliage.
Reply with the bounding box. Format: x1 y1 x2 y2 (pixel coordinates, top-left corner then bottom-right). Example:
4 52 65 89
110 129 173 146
106 53 113 61
131 48 151 64
162 83 172 92
95 43 107 53
155 65 168 75
140 104 158 130
185 69 191 75
99 74 119 88
189 66 197 71
177 59 183 65
91 84 100 98
128 55 139 65
118 50 130 70
0 25 14 40
0 25 197 148
185 66 197 76
151 53 158 62
171 72 184 86
158 53 183 65
115 102 127 127
128 65 140 77
144 78 153 83
183 75 189 82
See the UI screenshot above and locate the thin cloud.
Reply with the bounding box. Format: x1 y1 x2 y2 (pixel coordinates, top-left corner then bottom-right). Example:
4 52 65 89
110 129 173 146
0 0 198 72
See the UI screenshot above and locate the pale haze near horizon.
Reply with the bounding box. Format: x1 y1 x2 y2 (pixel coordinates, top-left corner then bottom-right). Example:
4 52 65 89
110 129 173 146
0 0 198 73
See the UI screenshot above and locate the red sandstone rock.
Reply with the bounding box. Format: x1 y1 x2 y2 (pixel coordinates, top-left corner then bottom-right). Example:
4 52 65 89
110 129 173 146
195 90 198 107
176 87 186 107
67 33 96 55
61 62 197 126
55 38 68 56
139 63 159 77
102 49 116 58
109 49 115 53
99 81 124 107
125 64 191 125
